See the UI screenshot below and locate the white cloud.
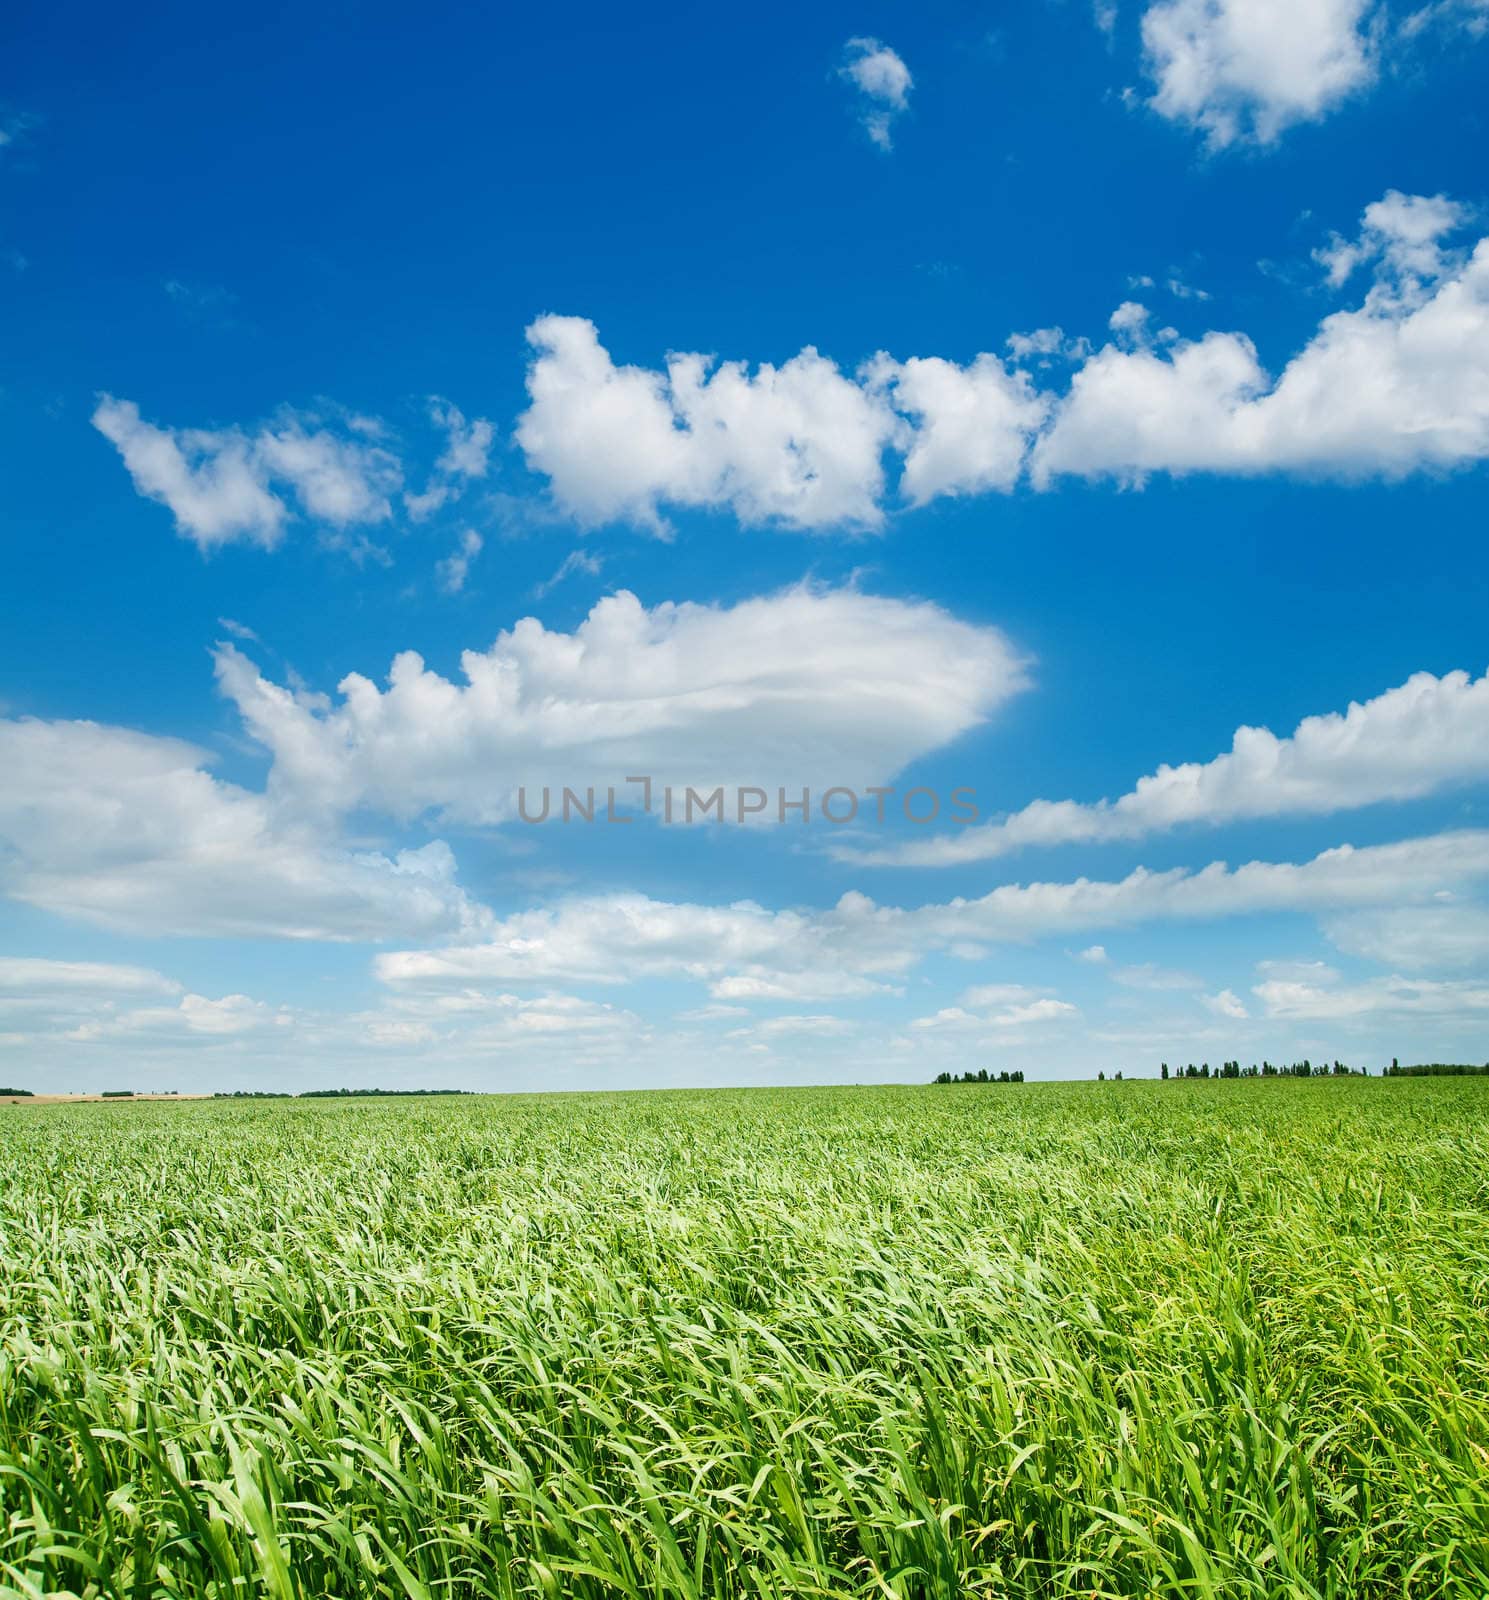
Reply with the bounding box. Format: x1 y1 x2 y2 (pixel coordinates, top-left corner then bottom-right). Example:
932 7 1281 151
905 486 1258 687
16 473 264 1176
1113 963 1203 990
376 830 1489 1002
520 205 1489 528
340 987 641 1055
533 549 604 600
1108 300 1152 340
92 399 289 550
1140 0 1378 147
1324 902 1489 970
213 583 1029 825
911 993 1077 1030
733 1014 856 1038
431 399 494 479
405 400 495 519
1035 204 1489 484
1314 190 1471 305
1006 327 1094 365
852 666 1489 867
93 398 401 552
435 529 482 594
0 718 490 941
675 1003 750 1023
1399 0 1489 41
374 891 916 1000
0 960 297 1058
839 38 913 149
960 982 1048 1008
1202 987 1250 1019
711 971 891 1000
0 958 179 997
516 316 902 533
1255 958 1342 984
1078 944 1110 963
1253 971 1489 1022
68 992 290 1043
252 421 399 528
867 354 1049 503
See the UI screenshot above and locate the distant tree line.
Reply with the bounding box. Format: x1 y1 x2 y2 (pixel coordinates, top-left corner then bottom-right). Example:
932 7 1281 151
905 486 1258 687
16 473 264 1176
1381 1060 1489 1077
1160 1058 1364 1079
0 1087 34 1097
213 1088 475 1099
927 1056 1489 1086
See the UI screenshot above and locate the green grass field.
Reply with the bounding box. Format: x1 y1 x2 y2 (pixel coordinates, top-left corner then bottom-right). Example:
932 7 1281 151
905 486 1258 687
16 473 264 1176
2 1080 1487 1598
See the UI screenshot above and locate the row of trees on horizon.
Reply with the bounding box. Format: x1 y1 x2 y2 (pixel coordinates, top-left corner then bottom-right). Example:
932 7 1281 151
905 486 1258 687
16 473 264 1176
931 1057 1489 1084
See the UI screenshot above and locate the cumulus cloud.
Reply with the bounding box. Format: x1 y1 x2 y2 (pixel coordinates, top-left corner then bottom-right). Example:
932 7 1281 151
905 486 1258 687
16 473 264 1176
849 666 1489 867
516 316 904 533
518 204 1489 528
0 718 490 941
867 353 1049 503
839 38 913 149
1037 258 1489 481
93 398 401 552
1202 987 1250 1019
212 583 1030 824
1140 0 1378 146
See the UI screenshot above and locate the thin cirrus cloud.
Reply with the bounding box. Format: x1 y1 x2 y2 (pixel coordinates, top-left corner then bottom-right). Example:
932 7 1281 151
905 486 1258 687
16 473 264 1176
838 37 913 150
1322 901 1489 971
212 583 1030 825
434 529 483 594
92 395 493 552
838 666 1489 867
514 192 1489 532
1252 971 1489 1022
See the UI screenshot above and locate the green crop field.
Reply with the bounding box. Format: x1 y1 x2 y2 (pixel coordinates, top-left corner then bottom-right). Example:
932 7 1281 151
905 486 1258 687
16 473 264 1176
2 1080 1487 1599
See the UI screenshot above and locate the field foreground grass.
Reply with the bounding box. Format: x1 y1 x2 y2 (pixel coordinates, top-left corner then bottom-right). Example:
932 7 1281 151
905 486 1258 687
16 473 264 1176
1 1081 1487 1599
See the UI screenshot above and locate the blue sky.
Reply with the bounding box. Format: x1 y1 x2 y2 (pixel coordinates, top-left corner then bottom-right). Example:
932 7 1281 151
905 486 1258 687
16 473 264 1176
2 0 1488 1090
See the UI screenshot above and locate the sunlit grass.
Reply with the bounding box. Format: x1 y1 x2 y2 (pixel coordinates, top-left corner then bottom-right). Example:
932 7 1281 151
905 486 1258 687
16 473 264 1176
2 1079 1487 1597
